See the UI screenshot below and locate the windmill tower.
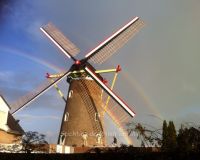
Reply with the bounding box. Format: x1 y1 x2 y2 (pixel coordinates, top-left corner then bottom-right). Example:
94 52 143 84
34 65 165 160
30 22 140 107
47 66 122 146
10 17 144 147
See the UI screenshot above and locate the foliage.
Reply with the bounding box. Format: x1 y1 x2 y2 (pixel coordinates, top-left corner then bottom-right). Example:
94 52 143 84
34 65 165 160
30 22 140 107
0 143 21 153
127 120 200 153
177 126 200 152
161 120 177 152
20 131 48 153
127 122 162 147
167 121 177 151
0 131 48 153
161 120 168 151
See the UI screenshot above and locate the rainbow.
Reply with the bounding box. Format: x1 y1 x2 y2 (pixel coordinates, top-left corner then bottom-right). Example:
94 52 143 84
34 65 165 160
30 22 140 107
1 45 163 145
102 61 163 145
121 70 163 119
0 45 62 72
105 110 133 145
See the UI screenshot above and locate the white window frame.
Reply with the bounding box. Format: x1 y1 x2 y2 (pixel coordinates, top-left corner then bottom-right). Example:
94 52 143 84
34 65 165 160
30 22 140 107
64 112 69 121
68 90 73 98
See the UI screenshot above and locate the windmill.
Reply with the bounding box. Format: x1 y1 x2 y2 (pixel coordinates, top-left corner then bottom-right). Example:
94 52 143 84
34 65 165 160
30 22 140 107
46 65 132 146
10 16 144 147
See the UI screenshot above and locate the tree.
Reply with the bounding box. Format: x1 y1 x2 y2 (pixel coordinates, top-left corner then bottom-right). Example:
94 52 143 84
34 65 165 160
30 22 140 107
177 126 200 152
20 131 48 153
5 131 48 153
161 120 177 152
135 123 149 147
161 120 168 151
127 122 162 147
167 121 177 151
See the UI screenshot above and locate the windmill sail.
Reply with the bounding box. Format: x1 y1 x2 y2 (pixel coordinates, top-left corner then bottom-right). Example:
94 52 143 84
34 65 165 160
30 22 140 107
40 23 80 60
85 17 144 64
10 70 71 114
80 78 133 142
84 66 135 118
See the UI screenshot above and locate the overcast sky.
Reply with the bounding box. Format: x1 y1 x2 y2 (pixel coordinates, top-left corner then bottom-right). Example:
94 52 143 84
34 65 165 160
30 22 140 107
0 0 200 145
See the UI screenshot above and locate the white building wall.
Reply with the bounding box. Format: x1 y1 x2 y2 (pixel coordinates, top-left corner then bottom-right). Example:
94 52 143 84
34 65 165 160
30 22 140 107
0 96 10 131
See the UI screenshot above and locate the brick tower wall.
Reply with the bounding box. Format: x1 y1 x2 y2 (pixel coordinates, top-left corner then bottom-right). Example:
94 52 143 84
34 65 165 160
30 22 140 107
58 79 105 147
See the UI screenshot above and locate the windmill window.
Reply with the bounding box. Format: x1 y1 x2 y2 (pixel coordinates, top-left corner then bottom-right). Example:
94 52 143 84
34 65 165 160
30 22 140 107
95 113 100 121
59 132 66 145
64 112 69 121
68 90 73 98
